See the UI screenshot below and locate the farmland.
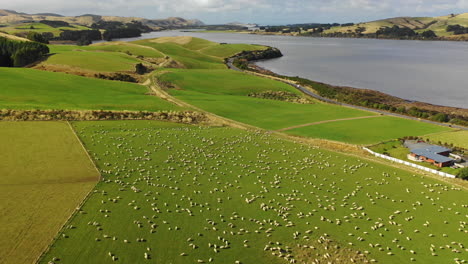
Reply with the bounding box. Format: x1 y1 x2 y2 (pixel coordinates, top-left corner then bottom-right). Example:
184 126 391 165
0 22 91 37
424 130 468 149
40 43 165 73
0 121 99 264
0 68 180 111
39 120 467 264
158 69 373 130
285 116 452 145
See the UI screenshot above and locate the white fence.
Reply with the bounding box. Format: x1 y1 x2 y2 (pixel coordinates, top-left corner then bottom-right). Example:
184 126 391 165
363 147 456 178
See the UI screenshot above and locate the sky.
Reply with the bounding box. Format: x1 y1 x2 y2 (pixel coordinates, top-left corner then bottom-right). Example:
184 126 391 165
0 0 467 25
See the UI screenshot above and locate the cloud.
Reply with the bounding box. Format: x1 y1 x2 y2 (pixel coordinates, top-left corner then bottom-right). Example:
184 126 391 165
0 0 465 24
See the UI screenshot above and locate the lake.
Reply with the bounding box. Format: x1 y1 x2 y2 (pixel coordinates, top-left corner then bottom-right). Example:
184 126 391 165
107 31 468 108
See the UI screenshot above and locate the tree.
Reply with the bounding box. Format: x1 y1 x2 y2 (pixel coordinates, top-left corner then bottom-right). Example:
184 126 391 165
430 113 448 123
457 167 468 180
135 63 147 75
27 31 49 44
421 30 437 39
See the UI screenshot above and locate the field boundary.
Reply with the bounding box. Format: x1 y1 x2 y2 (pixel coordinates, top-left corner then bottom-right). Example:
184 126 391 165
35 122 102 264
277 115 381 132
363 147 457 178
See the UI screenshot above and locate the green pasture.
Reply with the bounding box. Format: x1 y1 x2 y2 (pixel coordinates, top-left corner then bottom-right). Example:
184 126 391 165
39 120 467 264
46 48 140 72
0 121 99 264
286 116 452 145
0 68 180 111
134 40 226 69
158 69 372 130
1 22 90 36
424 130 468 149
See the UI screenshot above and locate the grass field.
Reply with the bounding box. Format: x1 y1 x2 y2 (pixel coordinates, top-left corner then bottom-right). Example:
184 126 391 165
134 37 266 69
0 68 180 111
0 121 99 264
286 116 452 145
39 120 468 264
424 130 468 149
134 40 226 69
1 22 90 37
158 69 373 130
46 48 141 72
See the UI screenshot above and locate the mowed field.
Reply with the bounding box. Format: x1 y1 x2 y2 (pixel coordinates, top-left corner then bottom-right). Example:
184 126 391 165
158 69 373 130
285 116 452 145
0 68 180 111
39 120 467 264
0 121 99 264
424 130 468 149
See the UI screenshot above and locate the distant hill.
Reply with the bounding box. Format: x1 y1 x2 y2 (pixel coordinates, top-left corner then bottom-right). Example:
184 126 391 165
0 9 204 29
326 13 468 38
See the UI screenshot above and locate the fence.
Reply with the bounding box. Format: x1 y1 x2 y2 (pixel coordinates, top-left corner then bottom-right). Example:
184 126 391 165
363 147 456 178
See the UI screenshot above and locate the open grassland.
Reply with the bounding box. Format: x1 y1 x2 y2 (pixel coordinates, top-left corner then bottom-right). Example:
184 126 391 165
326 13 468 36
40 120 467 264
423 130 468 149
46 47 141 72
134 40 226 69
286 116 452 145
0 121 99 264
0 68 180 111
158 69 373 130
43 43 165 72
134 37 266 68
1 22 90 36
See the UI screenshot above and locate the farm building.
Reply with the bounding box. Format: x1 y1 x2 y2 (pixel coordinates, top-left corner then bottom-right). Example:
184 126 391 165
407 144 454 168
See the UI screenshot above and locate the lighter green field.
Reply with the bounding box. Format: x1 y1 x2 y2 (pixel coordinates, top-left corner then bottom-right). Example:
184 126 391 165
0 121 99 264
134 37 266 69
39 120 467 264
424 130 468 149
286 116 452 145
158 69 373 130
43 43 164 72
0 68 180 111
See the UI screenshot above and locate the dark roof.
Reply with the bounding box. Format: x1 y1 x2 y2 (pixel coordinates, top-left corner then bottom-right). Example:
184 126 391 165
412 148 453 163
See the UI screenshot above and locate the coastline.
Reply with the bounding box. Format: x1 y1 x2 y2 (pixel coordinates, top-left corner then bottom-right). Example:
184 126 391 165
227 49 468 128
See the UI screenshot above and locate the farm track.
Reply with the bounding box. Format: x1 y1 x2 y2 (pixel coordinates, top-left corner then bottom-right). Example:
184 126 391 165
277 115 381 132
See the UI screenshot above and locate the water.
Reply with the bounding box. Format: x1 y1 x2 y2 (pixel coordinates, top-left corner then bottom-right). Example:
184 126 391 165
103 31 468 108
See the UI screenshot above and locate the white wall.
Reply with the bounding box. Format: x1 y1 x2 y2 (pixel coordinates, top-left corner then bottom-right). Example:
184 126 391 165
363 147 456 179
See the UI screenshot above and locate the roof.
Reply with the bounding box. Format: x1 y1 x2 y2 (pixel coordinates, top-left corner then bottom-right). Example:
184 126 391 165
412 148 454 163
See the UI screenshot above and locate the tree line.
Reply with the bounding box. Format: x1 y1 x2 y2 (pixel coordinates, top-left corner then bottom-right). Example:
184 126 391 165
0 37 49 67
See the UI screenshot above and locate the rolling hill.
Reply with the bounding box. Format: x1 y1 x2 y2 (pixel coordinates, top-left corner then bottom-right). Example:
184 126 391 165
0 9 204 30
326 13 468 37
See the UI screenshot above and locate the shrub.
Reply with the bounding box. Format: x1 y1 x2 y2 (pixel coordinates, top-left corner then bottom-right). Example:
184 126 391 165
456 167 468 180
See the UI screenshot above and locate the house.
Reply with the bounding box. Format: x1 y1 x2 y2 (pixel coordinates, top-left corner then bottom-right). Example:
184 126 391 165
408 145 454 168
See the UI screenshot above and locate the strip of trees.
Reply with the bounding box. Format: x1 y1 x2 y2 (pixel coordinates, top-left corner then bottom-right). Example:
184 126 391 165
0 37 49 67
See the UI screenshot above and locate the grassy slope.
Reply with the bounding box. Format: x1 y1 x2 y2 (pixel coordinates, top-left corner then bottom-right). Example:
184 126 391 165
39 120 467 264
159 69 372 130
0 121 99 264
287 116 452 145
423 130 468 149
326 13 468 36
134 40 226 69
1 22 90 37
0 68 180 111
44 43 165 72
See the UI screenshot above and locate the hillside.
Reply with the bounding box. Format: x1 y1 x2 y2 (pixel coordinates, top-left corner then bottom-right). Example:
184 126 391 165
0 9 204 30
325 13 468 38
